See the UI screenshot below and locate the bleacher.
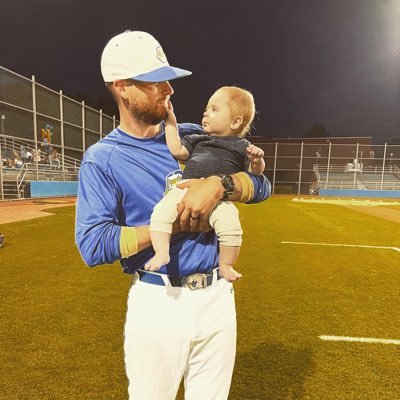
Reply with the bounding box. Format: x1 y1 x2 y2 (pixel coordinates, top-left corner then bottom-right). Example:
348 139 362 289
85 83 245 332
318 172 365 190
311 162 400 194
1 135 80 199
359 173 400 190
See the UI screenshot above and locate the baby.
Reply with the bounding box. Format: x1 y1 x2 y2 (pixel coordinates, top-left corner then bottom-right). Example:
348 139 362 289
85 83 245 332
145 86 265 281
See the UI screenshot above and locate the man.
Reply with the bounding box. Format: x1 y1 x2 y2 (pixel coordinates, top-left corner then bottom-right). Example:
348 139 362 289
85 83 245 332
75 30 270 400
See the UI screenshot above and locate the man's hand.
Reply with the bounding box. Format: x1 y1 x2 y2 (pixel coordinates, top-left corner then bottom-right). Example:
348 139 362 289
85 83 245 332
176 176 224 231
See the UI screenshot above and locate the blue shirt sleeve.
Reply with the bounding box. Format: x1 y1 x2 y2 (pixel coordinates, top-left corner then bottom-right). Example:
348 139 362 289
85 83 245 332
244 172 272 204
178 122 204 136
75 162 122 267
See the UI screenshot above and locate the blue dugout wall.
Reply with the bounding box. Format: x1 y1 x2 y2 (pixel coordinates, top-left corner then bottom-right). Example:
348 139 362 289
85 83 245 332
29 181 78 198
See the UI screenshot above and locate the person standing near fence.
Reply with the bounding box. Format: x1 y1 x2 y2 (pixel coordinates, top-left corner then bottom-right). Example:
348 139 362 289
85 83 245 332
75 30 270 400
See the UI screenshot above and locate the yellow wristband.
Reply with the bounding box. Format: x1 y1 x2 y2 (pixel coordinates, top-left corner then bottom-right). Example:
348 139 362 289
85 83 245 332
235 172 254 203
120 226 139 258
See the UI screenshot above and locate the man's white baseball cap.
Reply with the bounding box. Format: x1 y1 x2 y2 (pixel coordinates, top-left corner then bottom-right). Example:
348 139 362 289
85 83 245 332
101 30 192 83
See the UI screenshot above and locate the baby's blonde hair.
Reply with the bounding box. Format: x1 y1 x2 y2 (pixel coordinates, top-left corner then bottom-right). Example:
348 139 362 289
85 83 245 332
214 86 256 137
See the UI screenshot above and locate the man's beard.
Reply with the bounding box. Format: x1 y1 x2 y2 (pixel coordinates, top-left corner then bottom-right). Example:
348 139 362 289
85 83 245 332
129 101 168 126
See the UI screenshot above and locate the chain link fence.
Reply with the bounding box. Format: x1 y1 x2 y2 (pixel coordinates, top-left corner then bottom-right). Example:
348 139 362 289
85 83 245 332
1 66 399 199
259 141 400 195
0 66 116 159
0 66 116 200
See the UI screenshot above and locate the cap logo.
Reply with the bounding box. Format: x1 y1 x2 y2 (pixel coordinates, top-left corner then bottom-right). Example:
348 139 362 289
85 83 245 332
156 46 167 63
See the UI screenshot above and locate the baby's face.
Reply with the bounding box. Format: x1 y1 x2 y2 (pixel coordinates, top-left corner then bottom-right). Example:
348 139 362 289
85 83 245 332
202 91 236 136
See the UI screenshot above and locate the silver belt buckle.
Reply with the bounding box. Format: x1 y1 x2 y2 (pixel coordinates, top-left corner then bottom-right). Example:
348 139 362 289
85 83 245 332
186 273 207 290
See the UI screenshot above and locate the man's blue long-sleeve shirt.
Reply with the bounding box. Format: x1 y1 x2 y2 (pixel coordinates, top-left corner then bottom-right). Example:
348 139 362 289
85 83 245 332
75 123 271 276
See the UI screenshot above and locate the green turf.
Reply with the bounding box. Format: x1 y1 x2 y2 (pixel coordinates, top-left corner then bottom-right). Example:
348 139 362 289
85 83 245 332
1 198 399 399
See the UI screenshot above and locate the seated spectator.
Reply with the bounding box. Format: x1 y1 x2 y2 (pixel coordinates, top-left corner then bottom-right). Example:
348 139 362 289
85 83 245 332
13 151 22 168
25 150 33 163
49 148 61 168
20 145 27 160
5 157 14 168
4 148 13 160
32 148 42 163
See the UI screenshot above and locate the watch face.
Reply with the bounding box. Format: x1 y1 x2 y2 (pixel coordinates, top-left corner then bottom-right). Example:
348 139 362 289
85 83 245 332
221 175 235 194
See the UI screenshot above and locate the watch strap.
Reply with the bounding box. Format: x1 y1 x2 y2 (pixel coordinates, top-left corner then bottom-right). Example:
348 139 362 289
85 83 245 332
218 174 235 200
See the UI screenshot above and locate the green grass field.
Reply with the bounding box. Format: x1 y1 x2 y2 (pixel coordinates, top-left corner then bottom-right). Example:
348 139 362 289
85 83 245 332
1 197 399 399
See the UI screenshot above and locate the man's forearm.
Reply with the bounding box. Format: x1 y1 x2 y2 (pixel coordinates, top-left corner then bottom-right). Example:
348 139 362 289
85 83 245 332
218 171 270 203
175 172 270 232
205 172 257 203
230 172 254 202
120 225 151 258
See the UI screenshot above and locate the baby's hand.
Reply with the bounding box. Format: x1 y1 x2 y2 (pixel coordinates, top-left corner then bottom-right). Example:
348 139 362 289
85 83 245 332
246 144 264 162
165 101 177 126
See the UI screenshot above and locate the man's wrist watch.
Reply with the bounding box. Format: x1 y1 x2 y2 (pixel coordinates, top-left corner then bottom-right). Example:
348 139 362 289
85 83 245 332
218 174 235 200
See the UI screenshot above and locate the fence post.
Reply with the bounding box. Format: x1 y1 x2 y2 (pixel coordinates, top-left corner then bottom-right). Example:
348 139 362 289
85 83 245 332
325 142 332 189
82 101 86 151
99 109 103 139
60 90 65 181
32 75 39 181
380 143 387 190
0 135 4 201
353 142 359 189
298 142 304 195
272 142 278 195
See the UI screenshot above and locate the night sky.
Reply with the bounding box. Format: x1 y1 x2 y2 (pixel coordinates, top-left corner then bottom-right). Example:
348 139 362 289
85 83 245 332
1 0 399 142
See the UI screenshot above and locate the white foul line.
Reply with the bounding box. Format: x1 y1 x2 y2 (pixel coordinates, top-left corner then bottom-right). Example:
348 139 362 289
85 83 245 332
319 335 400 345
281 241 400 253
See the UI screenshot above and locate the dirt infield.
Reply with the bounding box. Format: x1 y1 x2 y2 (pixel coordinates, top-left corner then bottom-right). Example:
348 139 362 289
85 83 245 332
291 197 400 224
1 195 399 225
0 197 76 224
344 205 400 224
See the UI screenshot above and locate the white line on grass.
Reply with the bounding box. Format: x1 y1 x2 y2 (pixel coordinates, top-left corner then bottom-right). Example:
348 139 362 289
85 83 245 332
319 335 400 345
281 241 400 253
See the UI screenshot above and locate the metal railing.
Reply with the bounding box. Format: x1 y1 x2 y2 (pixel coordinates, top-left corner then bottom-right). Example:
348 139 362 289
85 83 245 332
393 165 400 179
16 163 29 197
309 180 319 195
314 163 398 174
320 181 400 190
1 133 80 199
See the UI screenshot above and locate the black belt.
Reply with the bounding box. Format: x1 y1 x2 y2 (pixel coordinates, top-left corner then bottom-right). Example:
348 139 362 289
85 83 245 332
137 269 221 290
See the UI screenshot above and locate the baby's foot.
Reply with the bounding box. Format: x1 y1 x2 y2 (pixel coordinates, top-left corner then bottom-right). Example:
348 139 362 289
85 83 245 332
219 265 242 282
144 253 170 271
